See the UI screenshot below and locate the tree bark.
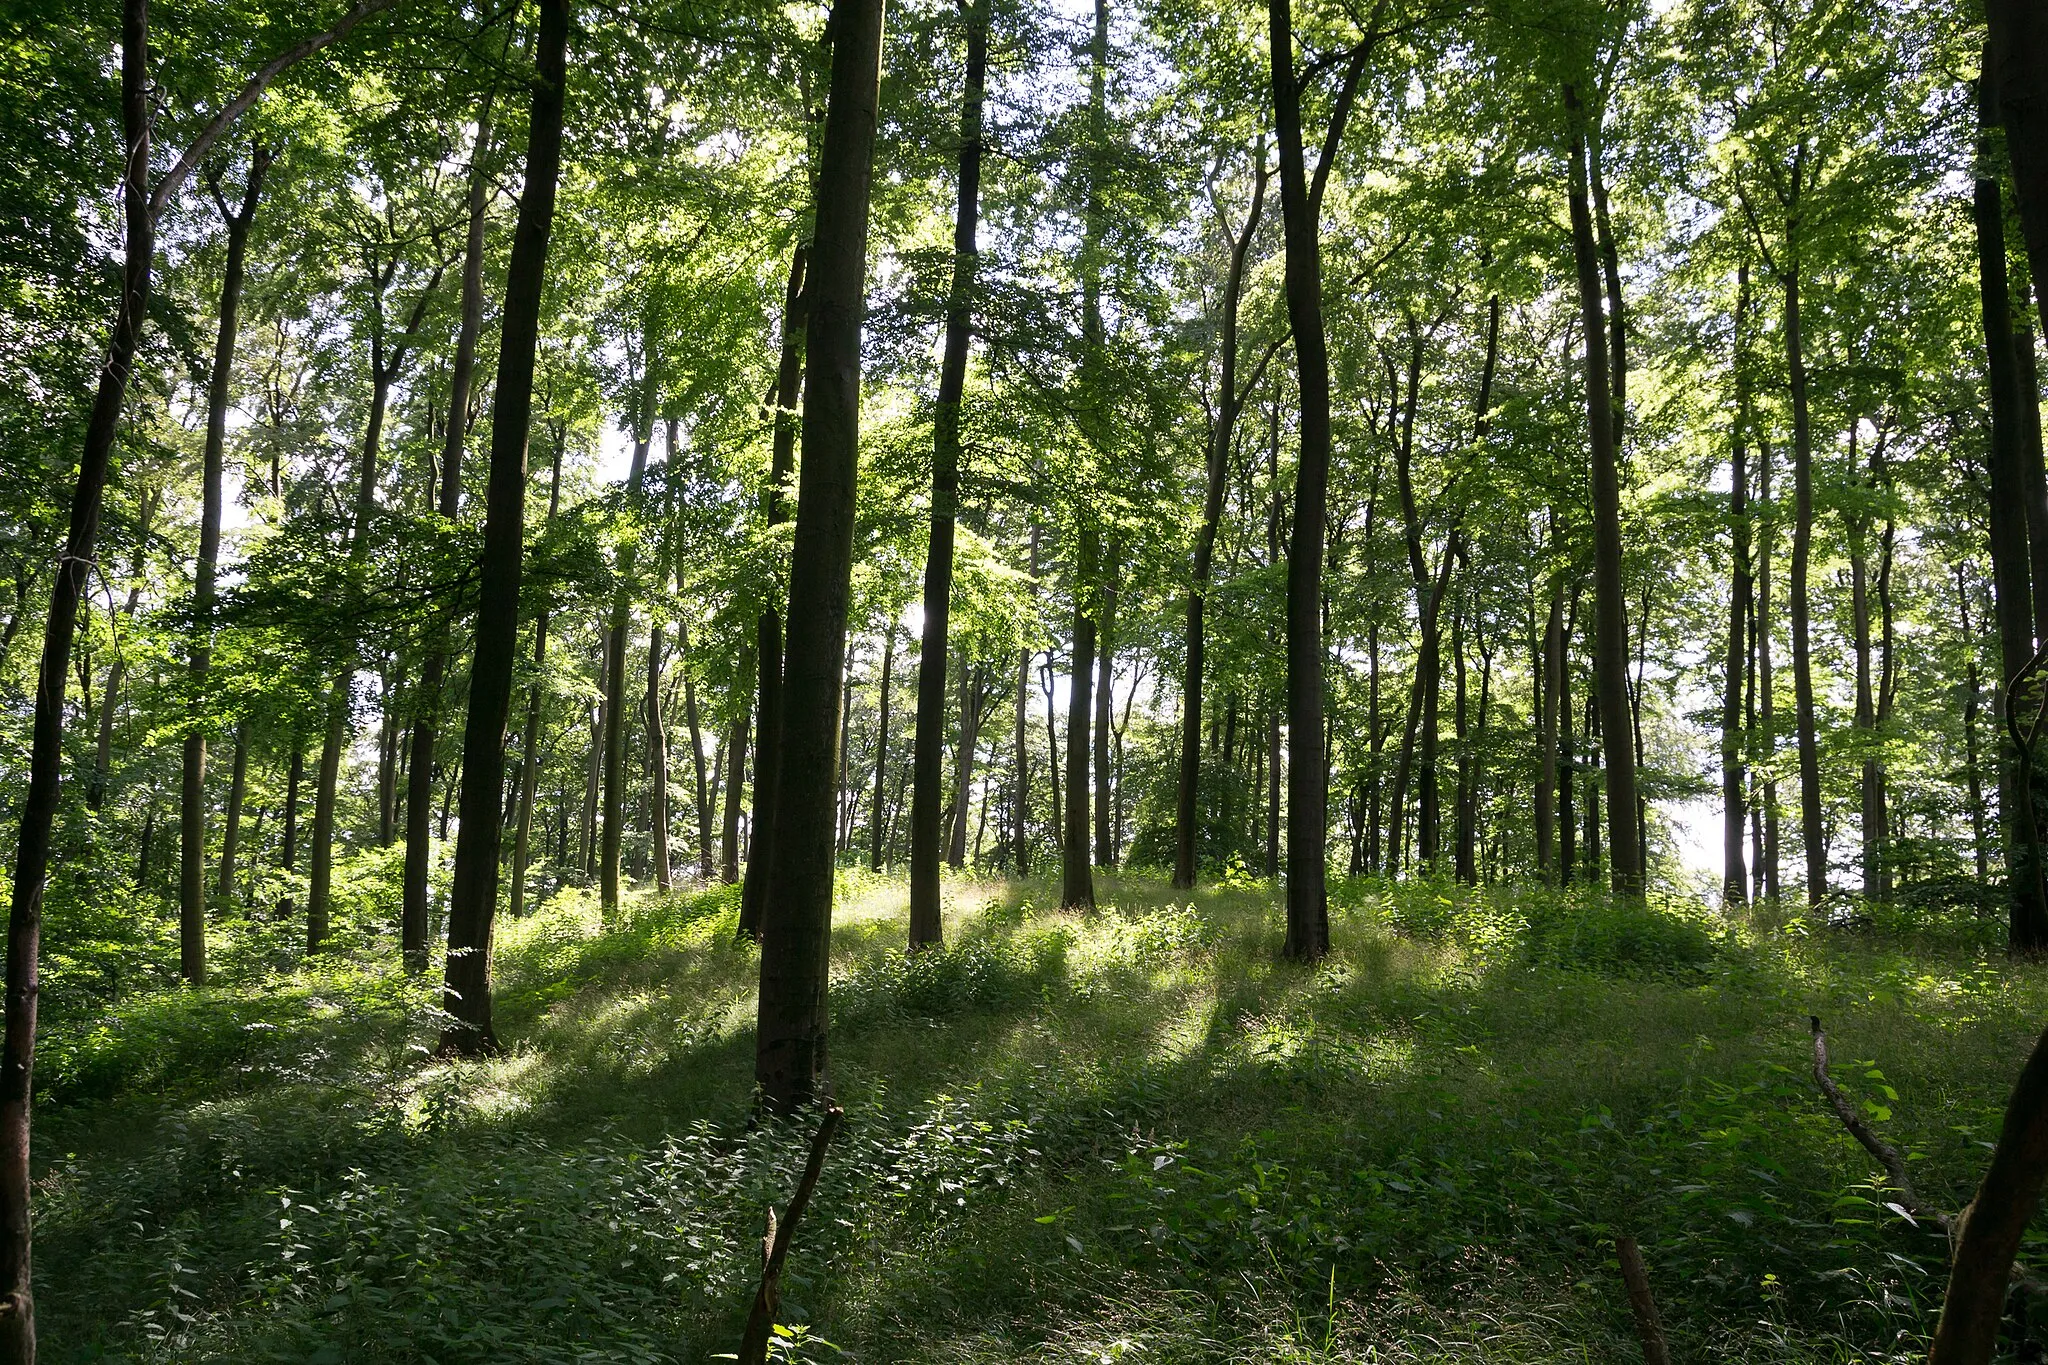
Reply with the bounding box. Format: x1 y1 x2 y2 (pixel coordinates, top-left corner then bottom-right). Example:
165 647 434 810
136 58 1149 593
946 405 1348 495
909 0 986 946
510 425 566 920
721 692 750 884
1723 267 1752 908
1783 239 1827 910
739 244 810 940
1975 105 2048 952
181 146 270 984
870 625 893 872
649 613 675 891
1269 0 1367 959
753 0 884 1111
1565 86 1640 896
438 0 569 1055
601 358 658 918
1094 566 1116 868
405 106 495 969
1176 154 1268 889
1062 534 1099 911
217 725 249 910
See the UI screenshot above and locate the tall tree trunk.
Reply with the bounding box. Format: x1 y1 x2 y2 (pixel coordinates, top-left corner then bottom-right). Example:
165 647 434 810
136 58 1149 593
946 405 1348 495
1453 588 1474 884
217 725 249 910
753 0 884 1110
1094 574 1116 868
1849 431 1878 900
909 0 986 945
1932 19 2048 1359
1267 0 1368 959
1758 435 1781 902
1062 535 1099 911
1564 87 1640 896
648 613 674 891
679 623 711 882
1961 567 1994 885
439 0 569 1055
1175 154 1268 889
405 107 495 969
601 359 658 917
510 427 565 920
1013 643 1029 875
1537 519 1562 881
279 740 303 917
870 625 894 872
1782 237 1827 910
181 147 269 985
1061 0 1110 915
721 690 750 884
1723 267 1752 907
312 243 447 952
1975 97 2048 951
738 244 809 940
1559 592 1578 884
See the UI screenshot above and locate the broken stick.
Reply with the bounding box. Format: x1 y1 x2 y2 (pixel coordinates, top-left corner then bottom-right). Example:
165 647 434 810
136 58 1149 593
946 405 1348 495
1615 1235 1672 1365
737 1104 844 1365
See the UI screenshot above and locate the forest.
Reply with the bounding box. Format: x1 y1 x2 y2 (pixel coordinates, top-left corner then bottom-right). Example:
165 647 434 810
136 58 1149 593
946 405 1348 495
9 0 2048 1358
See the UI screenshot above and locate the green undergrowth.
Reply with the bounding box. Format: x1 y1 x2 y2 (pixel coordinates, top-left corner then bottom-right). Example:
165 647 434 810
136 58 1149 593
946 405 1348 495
31 868 2048 1362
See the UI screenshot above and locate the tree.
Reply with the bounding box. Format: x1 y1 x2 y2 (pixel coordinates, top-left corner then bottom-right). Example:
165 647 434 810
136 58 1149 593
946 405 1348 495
438 0 571 1057
754 0 887 1111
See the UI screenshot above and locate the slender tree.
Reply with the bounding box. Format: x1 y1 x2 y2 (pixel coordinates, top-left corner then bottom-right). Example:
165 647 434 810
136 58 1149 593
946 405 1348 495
753 0 885 1110
439 0 570 1056
908 0 987 948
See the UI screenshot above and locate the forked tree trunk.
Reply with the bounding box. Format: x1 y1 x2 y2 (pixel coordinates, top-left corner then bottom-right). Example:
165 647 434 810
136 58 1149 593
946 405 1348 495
439 0 569 1055
753 0 884 1111
1268 0 1369 959
1564 86 1640 895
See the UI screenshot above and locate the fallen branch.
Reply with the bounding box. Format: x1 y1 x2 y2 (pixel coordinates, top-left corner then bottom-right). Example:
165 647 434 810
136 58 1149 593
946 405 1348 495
1614 1236 1671 1365
738 1104 844 1365
1809 1015 1952 1238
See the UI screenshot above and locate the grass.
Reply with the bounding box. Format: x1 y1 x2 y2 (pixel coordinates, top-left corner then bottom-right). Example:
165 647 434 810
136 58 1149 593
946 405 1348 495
29 866 2048 1362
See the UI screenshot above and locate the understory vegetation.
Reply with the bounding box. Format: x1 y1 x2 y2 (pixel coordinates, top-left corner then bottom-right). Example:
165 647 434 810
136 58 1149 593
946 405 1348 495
36 870 2039 1363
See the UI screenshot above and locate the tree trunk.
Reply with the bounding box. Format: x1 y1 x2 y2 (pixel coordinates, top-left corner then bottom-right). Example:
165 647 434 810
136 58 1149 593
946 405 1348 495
510 427 566 920
1564 87 1640 896
648 615 674 891
947 663 986 869
1758 435 1781 902
1782 246 1827 910
1538 517 1564 882
181 147 269 985
405 107 495 969
869 626 893 872
602 359 657 918
908 0 986 944
1013 644 1029 875
678 622 711 883
279 740 303 917
1723 267 1752 908
1974 108 2048 951
1176 155 1268 890
753 0 884 1111
1094 567 1116 869
1931 18 2048 1354
739 244 809 940
217 725 249 910
1269 0 1364 959
439 0 569 1055
1062 535 1098 911
721 694 750 884
1961 567 1994 885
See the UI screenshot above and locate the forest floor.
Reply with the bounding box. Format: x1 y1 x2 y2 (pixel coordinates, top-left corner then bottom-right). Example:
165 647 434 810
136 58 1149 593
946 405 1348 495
32 868 2048 1363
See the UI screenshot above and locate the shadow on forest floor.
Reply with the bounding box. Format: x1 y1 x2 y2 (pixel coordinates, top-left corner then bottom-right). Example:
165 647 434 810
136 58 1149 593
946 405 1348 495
30 866 2048 1363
